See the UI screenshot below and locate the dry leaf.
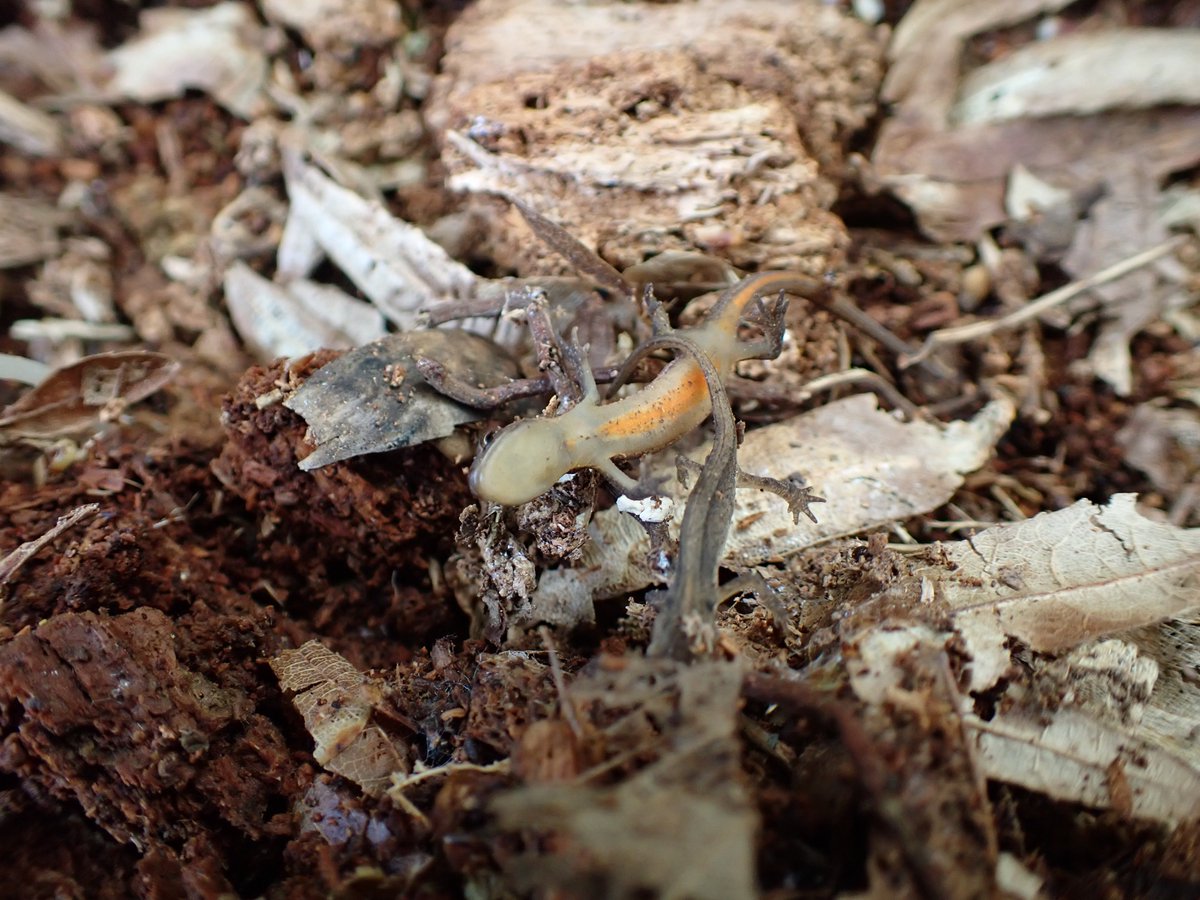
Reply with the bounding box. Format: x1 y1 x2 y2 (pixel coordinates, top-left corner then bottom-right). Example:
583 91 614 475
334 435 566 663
270 641 406 796
1116 404 1200 496
953 30 1200 126
845 624 942 706
882 0 1073 127
0 351 178 441
847 614 1200 825
279 149 480 329
875 2 1200 244
272 641 373 765
1125 613 1200 770
1005 163 1073 217
931 495 1200 691
284 329 518 469
1060 167 1177 395
528 394 1014 630
964 706 1200 825
1040 640 1159 728
223 262 386 362
102 3 270 119
727 395 1014 562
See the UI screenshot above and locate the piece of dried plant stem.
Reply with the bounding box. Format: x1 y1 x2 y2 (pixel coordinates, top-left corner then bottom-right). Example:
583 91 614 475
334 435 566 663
0 502 100 594
908 233 1190 365
796 367 922 420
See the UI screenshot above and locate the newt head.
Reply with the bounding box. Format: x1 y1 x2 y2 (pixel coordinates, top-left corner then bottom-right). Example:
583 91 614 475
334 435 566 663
468 417 574 506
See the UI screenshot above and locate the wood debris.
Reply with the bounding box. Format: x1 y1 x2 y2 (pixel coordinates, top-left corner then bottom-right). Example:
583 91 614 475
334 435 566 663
0 0 1195 895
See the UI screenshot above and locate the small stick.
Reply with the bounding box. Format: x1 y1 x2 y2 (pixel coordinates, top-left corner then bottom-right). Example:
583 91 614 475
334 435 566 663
511 199 631 301
0 502 100 594
907 234 1189 366
538 625 584 742
794 368 924 421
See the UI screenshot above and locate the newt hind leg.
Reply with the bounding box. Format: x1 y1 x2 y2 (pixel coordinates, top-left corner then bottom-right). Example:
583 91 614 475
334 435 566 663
677 454 824 524
737 469 824 524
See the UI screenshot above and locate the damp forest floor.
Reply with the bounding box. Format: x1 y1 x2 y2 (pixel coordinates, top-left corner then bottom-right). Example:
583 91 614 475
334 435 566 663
1 2 1200 899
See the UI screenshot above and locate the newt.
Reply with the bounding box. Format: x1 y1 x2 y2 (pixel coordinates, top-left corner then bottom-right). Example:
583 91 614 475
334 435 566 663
468 271 828 506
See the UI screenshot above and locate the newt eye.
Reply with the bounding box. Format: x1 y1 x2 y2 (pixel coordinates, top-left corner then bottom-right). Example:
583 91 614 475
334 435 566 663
479 427 500 449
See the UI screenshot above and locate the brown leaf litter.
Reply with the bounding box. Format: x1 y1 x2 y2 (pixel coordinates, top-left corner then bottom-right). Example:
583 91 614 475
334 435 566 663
0 0 1199 897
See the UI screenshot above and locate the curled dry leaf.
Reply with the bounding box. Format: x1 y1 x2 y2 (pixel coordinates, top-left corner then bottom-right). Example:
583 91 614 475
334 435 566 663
279 150 479 330
101 2 270 119
284 329 518 470
270 641 406 797
223 261 386 362
954 30 1200 126
0 350 179 441
528 394 1014 630
882 0 1074 125
963 706 1200 825
0 87 63 156
931 495 1200 692
875 2 1200 244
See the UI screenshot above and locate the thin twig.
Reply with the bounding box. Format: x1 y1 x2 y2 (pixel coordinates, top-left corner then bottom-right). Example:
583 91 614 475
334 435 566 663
794 368 923 421
0 502 100 595
539 625 585 742
907 234 1189 366
387 759 512 827
511 199 631 301
0 352 51 386
935 653 1000 865
389 758 511 793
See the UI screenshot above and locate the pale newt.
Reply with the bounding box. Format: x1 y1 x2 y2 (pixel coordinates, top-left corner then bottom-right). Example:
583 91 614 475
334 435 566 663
469 271 824 505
